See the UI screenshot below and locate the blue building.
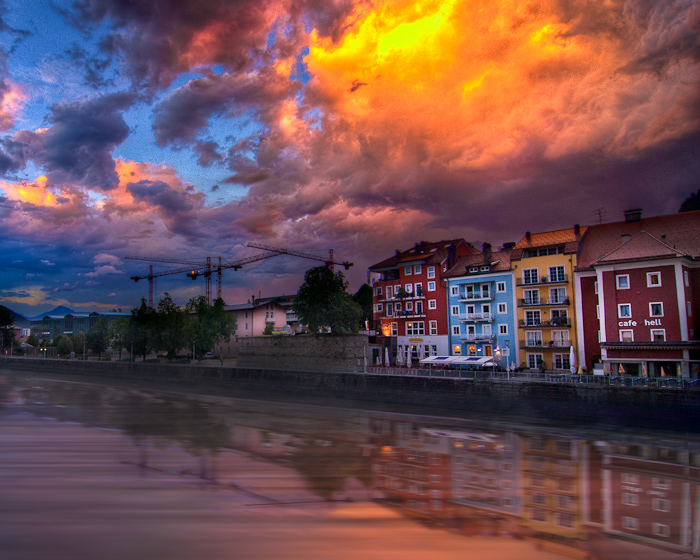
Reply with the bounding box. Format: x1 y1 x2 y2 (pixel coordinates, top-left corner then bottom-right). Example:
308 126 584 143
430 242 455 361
443 245 519 369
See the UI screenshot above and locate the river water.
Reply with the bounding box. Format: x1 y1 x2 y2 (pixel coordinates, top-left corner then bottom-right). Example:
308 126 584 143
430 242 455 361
0 371 695 560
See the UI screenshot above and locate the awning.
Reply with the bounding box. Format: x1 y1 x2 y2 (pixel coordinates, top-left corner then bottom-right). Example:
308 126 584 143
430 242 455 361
419 356 495 367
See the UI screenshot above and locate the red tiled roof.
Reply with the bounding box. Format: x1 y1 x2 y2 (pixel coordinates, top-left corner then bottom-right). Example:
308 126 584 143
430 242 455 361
514 226 588 250
577 210 700 270
369 239 477 270
444 250 512 278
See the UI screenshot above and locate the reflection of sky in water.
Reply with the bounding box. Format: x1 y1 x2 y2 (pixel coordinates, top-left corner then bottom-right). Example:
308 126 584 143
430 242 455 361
0 375 694 560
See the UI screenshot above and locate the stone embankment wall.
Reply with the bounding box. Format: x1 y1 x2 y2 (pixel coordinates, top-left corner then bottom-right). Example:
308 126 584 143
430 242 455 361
2 357 699 429
237 335 379 370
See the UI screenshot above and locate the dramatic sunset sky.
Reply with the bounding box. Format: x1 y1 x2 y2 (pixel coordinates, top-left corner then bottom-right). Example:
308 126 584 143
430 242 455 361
0 0 699 315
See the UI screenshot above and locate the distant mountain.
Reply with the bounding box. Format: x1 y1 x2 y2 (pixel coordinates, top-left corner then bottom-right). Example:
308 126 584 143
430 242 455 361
28 306 75 322
6 308 30 328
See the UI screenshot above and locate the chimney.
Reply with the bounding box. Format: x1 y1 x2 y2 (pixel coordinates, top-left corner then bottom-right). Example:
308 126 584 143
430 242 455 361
395 249 400 258
502 242 516 250
482 243 492 262
624 209 642 223
447 245 457 269
526 231 531 241
574 224 580 236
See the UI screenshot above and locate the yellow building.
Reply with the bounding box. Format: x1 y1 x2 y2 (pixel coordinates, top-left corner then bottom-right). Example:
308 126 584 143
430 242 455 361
511 226 586 371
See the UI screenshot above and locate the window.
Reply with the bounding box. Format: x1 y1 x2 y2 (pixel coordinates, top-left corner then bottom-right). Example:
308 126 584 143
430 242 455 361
405 283 413 294
550 287 567 304
525 310 541 326
530 508 547 522
406 301 413 311
414 282 422 295
428 281 436 291
651 329 665 342
653 498 669 512
685 270 690 287
498 302 507 314
555 513 575 528
395 303 401 312
375 286 382 296
524 289 539 305
647 272 661 287
652 477 670 490
429 474 441 483
622 517 639 531
531 493 547 506
482 304 491 316
453 344 462 354
451 285 459 296
618 304 631 318
523 268 538 284
527 353 544 368
482 324 492 336
427 266 435 279
386 303 393 316
649 302 663 317
549 266 566 282
469 267 478 273
386 286 392 298
497 281 506 292
451 305 459 315
428 299 436 310
391 323 398 336
555 440 571 455
452 325 460 335
499 324 508 335
652 523 670 537
245 323 248 330
554 354 571 370
406 322 425 336
414 264 422 274
616 275 630 289
594 281 599 294
552 309 568 325
375 303 383 313
482 284 490 297
619 330 634 342
621 473 639 485
557 495 574 510
529 457 546 470
415 301 423 314
405 265 412 275
622 493 639 506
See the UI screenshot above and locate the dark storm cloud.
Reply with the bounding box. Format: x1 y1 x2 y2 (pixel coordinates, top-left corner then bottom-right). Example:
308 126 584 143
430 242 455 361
193 141 224 167
15 93 136 190
0 138 27 175
152 69 300 147
126 179 203 237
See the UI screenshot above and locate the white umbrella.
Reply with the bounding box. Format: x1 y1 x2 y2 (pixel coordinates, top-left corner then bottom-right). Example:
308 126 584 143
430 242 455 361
406 347 412 368
397 347 404 366
385 347 390 367
569 345 576 374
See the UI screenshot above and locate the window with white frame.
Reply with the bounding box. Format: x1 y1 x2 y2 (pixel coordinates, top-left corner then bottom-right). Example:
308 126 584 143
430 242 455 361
530 508 547 523
647 271 661 287
554 354 571 370
415 301 423 314
652 477 671 490
651 329 665 342
451 305 459 315
482 304 491 316
452 325 460 335
621 473 639 485
622 493 639 506
527 353 543 368
497 281 506 292
482 283 490 297
395 302 402 312
405 283 413 294
375 303 383 313
616 275 630 289
653 498 669 512
428 281 436 291
428 299 436 309
619 330 634 342
552 309 568 325
386 286 392 298
375 286 382 296
427 266 435 279
414 282 422 295
450 285 459 296
406 322 425 336
652 523 670 538
482 324 492 336
497 302 507 314
525 310 541 326
406 301 413 311
523 268 538 285
685 270 690 287
550 287 567 304
405 265 412 275
649 302 663 317
594 281 598 294
549 265 566 282
414 264 422 274
555 513 575 528
499 324 508 335
524 288 539 305
429 321 437 335
391 323 398 336
386 303 393 316
622 516 639 531
618 303 631 317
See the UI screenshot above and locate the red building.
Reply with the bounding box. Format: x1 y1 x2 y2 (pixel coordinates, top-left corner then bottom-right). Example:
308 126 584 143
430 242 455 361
575 209 700 376
369 240 477 365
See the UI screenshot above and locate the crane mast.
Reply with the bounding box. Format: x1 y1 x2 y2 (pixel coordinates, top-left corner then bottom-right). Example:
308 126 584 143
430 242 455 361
245 242 353 271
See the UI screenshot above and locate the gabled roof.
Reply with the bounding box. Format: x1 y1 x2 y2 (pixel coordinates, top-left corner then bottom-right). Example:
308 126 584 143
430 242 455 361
369 239 477 270
577 210 700 270
443 250 513 278
514 227 587 250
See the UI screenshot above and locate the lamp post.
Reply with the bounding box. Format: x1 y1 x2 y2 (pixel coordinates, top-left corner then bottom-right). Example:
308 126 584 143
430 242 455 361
505 339 510 380
192 341 195 364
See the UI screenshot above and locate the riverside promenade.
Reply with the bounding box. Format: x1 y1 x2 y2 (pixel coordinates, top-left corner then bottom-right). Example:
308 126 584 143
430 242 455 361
2 356 699 430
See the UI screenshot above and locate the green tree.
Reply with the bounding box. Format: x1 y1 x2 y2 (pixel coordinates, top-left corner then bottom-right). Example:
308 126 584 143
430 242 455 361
109 317 130 360
86 319 110 359
680 189 700 212
26 334 39 347
51 334 64 347
71 331 87 358
153 293 188 359
352 283 374 330
263 323 274 335
185 296 235 359
56 336 74 358
293 266 362 335
130 298 157 360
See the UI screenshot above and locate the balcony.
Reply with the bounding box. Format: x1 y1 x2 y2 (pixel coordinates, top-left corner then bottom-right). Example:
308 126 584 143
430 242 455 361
518 298 570 307
386 310 426 319
382 289 426 302
459 291 493 302
519 319 571 328
265 316 276 324
458 312 494 322
516 274 568 287
520 340 572 349
460 334 497 343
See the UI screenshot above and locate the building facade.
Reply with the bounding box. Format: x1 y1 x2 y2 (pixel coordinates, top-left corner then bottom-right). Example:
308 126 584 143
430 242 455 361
575 209 700 376
369 240 477 365
444 246 519 368
510 226 586 371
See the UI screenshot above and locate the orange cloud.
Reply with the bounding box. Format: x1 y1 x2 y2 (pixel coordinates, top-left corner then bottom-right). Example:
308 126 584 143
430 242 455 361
0 82 25 131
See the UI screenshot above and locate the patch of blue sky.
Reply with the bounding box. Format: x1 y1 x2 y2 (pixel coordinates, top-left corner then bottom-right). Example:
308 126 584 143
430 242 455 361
166 70 206 93
290 46 311 84
304 108 324 131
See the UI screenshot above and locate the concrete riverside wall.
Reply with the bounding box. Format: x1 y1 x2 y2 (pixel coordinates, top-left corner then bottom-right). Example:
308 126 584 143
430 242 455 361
2 357 699 429
237 335 379 370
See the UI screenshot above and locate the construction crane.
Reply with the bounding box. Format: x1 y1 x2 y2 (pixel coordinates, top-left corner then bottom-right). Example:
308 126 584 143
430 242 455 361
127 252 280 307
245 242 353 271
